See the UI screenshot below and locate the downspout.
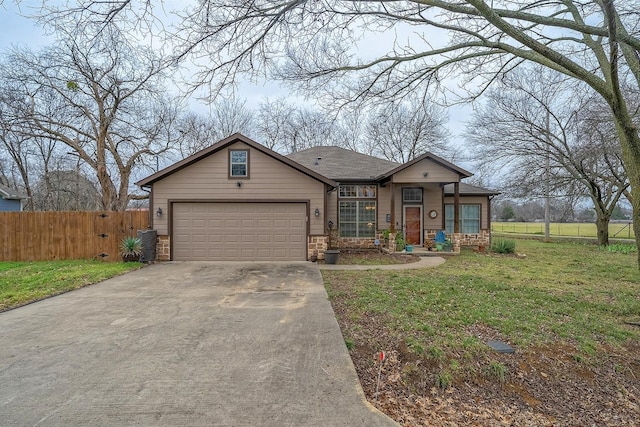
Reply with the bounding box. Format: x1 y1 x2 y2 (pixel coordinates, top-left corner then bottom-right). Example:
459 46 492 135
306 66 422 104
140 185 152 229
390 179 395 232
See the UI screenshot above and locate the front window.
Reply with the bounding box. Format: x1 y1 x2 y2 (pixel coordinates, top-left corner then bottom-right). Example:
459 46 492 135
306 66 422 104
339 184 376 198
230 150 248 177
338 185 376 237
445 204 480 233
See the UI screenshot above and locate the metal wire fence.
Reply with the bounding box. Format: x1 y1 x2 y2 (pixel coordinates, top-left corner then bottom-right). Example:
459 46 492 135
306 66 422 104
491 221 635 240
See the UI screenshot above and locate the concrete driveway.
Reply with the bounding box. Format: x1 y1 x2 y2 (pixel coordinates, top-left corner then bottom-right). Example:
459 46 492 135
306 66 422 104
0 262 396 426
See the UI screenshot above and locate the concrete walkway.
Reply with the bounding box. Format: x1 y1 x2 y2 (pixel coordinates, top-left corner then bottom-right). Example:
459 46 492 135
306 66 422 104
0 262 397 426
318 255 445 270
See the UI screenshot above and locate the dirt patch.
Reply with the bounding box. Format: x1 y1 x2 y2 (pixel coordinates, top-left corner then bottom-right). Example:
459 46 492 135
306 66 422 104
330 297 640 426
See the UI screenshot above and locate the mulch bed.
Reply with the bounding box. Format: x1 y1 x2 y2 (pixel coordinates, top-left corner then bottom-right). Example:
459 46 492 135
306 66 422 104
326 250 420 265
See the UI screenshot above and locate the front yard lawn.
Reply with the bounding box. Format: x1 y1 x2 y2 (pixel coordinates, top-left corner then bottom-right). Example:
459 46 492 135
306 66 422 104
0 260 143 312
323 239 640 426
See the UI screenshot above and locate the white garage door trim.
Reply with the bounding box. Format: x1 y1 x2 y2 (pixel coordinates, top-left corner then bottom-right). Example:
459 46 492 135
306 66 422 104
170 200 309 261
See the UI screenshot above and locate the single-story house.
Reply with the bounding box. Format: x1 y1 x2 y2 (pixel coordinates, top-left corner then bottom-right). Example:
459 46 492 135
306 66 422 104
137 133 498 261
0 183 28 211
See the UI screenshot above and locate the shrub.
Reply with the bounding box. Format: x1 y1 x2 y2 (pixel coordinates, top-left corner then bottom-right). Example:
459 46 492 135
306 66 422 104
491 238 516 254
395 230 406 251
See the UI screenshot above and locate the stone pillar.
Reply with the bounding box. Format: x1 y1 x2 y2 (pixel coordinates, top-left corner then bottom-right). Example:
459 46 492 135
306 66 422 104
156 235 170 261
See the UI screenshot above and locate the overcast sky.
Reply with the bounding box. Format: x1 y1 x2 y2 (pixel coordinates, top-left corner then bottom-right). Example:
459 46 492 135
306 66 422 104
0 3 472 141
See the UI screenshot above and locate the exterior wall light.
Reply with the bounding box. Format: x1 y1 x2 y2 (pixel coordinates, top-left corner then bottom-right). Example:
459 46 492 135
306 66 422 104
314 208 320 217
156 207 163 217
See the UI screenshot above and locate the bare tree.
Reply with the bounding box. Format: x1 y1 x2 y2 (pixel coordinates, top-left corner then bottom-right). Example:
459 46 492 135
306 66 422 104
254 98 337 154
31 169 100 211
0 88 65 211
366 98 449 163
467 68 629 245
331 109 371 154
37 1 640 264
209 97 254 141
255 98 295 152
174 98 254 160
0 26 181 210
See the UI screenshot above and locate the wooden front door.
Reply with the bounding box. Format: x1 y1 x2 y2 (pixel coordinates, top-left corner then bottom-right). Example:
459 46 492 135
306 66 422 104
404 206 422 245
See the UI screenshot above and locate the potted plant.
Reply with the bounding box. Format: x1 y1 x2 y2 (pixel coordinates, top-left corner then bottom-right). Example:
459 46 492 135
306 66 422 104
120 236 142 262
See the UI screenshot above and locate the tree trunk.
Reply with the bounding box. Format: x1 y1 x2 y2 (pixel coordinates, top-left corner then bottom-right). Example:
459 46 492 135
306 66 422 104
595 216 610 247
614 120 640 268
631 186 640 268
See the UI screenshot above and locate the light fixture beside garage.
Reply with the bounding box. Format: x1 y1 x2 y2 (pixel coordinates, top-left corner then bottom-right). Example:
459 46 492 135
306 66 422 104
156 207 162 217
236 181 243 187
314 208 320 217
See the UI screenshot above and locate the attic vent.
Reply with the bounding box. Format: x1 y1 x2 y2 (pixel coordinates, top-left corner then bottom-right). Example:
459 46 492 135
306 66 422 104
314 157 322 165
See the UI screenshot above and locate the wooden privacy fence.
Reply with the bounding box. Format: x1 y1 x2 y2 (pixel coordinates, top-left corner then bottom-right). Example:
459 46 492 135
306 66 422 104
0 211 150 262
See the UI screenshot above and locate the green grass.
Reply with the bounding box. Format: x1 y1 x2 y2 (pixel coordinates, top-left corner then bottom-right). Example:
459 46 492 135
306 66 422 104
492 221 635 239
0 260 143 311
323 240 640 355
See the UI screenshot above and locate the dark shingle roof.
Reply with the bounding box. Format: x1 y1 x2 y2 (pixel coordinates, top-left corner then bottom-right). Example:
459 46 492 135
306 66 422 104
0 183 28 200
444 183 500 196
286 146 399 181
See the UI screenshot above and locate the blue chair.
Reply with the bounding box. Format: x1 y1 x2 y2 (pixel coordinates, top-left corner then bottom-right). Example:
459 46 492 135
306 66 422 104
434 230 446 243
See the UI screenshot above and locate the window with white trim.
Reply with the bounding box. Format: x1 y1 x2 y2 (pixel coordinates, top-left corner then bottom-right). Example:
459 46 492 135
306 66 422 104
445 204 480 233
229 150 248 177
338 185 377 237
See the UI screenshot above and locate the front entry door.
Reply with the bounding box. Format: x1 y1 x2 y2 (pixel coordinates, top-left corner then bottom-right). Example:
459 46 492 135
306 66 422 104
404 206 422 245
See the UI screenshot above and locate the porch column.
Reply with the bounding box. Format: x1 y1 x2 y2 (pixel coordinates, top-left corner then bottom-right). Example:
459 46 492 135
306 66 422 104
390 182 395 232
454 181 460 234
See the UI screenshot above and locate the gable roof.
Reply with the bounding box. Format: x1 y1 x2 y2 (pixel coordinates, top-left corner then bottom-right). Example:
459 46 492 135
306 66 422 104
286 146 398 181
444 182 500 196
137 133 337 188
287 146 474 182
378 152 473 180
0 183 28 200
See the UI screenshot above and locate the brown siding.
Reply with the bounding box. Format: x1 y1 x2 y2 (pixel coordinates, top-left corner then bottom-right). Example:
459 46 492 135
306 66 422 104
391 183 443 231
327 189 337 229
153 141 326 235
423 185 444 230
393 159 460 183
377 184 391 229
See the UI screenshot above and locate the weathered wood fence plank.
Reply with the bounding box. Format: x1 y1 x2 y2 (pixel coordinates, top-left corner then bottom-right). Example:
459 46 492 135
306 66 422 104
0 211 150 262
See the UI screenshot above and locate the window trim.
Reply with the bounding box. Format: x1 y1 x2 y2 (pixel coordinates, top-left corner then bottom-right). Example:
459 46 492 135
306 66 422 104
228 149 250 179
338 184 378 237
402 187 423 203
445 203 481 234
338 184 376 198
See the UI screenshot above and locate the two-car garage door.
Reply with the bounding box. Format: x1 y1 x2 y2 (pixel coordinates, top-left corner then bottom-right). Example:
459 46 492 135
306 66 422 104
172 202 307 261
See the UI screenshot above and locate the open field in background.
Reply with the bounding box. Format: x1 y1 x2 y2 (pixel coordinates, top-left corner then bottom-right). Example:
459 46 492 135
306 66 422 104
492 221 635 240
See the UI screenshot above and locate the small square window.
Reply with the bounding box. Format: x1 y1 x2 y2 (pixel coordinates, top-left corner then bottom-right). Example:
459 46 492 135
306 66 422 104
229 150 248 178
403 188 422 203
